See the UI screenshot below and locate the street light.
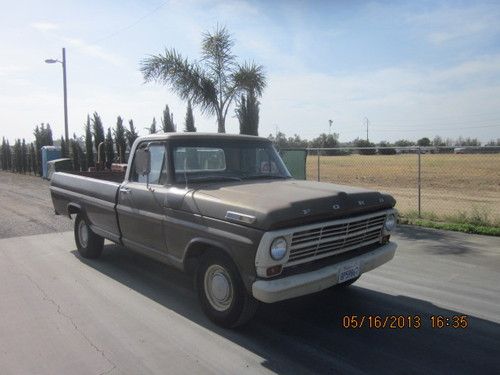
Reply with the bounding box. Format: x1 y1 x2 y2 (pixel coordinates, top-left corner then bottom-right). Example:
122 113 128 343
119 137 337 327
45 47 69 143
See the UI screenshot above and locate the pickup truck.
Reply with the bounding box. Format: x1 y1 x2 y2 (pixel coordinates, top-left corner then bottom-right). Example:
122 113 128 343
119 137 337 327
50 133 397 327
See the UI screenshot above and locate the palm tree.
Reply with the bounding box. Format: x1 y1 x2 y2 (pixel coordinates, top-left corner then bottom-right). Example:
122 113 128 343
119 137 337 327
140 26 266 133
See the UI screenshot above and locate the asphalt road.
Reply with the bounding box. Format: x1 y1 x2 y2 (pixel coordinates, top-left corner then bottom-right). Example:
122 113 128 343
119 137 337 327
0 171 499 374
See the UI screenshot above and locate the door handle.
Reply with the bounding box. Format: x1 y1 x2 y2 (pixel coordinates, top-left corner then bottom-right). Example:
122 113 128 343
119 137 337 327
120 187 131 194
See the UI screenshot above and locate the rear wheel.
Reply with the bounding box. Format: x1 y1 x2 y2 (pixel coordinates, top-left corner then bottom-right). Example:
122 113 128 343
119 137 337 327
196 252 258 328
74 214 104 259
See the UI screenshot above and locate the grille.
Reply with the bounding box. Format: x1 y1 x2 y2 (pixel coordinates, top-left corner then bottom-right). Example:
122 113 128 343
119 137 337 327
287 212 386 266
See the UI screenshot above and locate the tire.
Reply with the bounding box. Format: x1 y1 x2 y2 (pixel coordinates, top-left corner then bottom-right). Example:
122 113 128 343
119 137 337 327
74 214 104 259
196 252 259 328
335 276 361 288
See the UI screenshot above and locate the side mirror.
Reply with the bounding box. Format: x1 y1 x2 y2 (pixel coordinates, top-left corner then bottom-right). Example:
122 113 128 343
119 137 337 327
134 147 151 176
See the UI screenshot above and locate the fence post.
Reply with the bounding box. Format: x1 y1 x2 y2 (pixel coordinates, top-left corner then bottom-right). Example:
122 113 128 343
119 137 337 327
417 146 421 218
317 150 320 181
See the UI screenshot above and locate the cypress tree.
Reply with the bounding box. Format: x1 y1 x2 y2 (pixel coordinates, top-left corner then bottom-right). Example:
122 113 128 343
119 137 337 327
77 139 86 171
70 134 81 171
162 104 175 132
126 119 139 148
46 124 54 145
1 137 5 170
33 123 55 175
60 136 68 158
114 116 127 163
92 112 105 165
184 101 196 132
21 139 27 173
149 117 157 134
12 139 21 172
85 115 94 168
105 128 114 168
29 143 36 174
6 140 11 171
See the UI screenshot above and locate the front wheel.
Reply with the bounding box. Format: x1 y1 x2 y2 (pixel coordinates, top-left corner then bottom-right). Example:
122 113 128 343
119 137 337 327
196 252 258 328
74 214 104 259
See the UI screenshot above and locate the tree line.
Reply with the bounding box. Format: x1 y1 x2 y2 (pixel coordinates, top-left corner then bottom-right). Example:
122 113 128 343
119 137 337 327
0 100 199 175
269 132 500 155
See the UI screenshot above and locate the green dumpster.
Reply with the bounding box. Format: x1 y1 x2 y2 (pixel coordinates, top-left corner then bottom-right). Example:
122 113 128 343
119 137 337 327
280 149 307 180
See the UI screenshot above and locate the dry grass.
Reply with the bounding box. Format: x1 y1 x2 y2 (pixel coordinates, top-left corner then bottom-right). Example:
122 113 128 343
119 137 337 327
306 153 500 226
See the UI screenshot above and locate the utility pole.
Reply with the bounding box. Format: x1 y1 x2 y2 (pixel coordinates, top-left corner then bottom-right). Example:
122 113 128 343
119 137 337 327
364 117 369 142
328 119 333 135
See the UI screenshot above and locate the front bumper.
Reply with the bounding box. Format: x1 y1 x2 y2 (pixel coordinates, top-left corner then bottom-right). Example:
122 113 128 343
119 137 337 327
252 242 397 303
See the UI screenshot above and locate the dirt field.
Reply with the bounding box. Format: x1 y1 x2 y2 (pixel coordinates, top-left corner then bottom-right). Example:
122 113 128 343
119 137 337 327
306 153 500 224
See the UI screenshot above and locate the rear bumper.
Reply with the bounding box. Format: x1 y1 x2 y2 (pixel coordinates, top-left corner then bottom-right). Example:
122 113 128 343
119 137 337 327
252 242 397 303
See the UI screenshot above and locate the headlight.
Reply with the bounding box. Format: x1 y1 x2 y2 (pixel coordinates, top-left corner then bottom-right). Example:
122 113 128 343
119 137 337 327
270 237 287 260
384 214 396 231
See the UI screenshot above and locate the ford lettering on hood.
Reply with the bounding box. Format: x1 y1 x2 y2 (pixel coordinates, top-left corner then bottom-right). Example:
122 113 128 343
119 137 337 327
192 179 395 230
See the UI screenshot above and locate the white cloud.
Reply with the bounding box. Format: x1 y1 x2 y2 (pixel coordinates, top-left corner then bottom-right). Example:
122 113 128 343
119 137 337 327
62 37 123 66
214 0 259 17
0 65 29 77
31 21 59 32
407 4 500 45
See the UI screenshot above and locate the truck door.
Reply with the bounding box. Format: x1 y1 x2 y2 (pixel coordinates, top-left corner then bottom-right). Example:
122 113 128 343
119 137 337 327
116 142 169 257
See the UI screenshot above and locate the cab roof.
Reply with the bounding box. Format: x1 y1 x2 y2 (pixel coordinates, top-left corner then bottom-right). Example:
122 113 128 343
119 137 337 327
138 132 271 143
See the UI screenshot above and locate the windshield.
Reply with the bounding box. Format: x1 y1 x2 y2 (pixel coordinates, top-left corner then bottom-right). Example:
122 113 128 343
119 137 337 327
172 139 291 183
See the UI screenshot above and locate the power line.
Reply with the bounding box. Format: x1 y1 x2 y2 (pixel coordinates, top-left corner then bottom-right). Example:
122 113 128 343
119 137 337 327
92 1 167 44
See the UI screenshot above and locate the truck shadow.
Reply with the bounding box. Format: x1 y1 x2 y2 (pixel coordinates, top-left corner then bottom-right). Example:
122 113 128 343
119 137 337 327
394 225 494 256
72 244 500 375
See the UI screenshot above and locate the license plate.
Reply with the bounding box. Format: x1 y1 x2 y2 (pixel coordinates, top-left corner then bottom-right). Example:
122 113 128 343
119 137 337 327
338 262 360 283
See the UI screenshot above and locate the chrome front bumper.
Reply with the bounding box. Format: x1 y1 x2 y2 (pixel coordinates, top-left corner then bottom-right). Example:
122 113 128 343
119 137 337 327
252 242 397 303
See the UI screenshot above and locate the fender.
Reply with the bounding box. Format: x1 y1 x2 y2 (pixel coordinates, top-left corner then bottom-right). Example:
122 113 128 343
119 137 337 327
183 237 239 272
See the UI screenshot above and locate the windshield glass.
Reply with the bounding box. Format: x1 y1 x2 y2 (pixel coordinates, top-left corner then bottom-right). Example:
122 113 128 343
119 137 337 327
172 139 291 183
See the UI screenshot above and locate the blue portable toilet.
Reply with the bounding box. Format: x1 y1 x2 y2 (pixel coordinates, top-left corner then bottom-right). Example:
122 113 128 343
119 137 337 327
41 146 61 179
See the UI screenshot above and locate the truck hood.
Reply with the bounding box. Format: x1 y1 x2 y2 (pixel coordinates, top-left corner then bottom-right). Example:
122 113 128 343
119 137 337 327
192 179 395 230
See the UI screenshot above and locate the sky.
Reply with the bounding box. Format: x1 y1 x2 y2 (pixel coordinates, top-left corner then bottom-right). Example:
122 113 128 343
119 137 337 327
1 0 500 144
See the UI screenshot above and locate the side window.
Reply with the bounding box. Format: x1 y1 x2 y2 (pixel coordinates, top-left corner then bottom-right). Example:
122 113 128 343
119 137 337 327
130 143 167 184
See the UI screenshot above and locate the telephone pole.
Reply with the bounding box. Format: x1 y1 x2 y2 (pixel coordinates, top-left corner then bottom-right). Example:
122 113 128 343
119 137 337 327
328 119 333 135
364 117 369 142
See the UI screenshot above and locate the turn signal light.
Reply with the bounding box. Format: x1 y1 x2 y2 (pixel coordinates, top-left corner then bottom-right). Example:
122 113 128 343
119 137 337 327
266 265 282 277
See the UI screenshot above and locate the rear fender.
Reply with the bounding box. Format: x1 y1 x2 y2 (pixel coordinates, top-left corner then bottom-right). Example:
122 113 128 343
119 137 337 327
67 203 83 219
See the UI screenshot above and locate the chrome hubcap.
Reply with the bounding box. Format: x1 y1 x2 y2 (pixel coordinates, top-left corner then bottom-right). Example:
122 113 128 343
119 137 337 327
204 265 233 311
78 220 89 248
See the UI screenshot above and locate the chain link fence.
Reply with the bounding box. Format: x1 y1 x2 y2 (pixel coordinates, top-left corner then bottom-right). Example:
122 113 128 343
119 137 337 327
297 146 500 227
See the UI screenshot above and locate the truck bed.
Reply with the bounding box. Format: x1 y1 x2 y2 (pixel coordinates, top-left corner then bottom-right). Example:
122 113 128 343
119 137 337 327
65 170 125 183
50 172 122 243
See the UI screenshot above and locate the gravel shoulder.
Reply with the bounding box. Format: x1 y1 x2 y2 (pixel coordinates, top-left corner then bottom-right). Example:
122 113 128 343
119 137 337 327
0 171 72 239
